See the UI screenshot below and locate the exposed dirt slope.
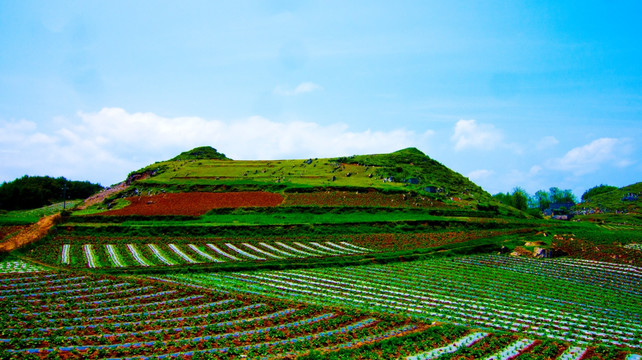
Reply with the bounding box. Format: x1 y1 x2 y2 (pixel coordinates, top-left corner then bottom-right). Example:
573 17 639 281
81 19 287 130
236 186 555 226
0 214 61 252
77 182 129 210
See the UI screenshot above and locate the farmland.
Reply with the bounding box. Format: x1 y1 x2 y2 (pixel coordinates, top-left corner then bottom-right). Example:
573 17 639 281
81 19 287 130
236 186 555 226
2 147 642 358
1 258 640 359
168 255 641 349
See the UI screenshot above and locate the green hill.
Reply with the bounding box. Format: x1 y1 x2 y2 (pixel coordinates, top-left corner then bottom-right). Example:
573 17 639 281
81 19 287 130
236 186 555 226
128 146 491 201
577 181 642 213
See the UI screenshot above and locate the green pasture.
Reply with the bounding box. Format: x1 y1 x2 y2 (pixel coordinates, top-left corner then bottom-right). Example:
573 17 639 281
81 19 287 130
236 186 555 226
0 200 81 225
139 158 412 189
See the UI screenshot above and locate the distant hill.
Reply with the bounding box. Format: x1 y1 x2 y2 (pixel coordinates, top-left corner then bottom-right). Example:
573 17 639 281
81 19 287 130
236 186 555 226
577 181 642 212
127 146 493 201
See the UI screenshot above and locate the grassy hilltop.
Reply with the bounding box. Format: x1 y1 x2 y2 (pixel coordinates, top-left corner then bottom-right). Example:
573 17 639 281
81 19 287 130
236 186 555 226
130 147 490 199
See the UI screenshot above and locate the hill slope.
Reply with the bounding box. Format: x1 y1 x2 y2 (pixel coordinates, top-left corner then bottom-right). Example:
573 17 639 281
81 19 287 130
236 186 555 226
128 147 491 201
577 181 642 213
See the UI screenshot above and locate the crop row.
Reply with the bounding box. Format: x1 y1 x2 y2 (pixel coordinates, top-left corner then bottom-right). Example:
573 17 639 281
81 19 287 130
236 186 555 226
56 241 373 268
2 259 639 359
0 266 484 359
167 255 642 350
37 227 522 267
453 254 642 296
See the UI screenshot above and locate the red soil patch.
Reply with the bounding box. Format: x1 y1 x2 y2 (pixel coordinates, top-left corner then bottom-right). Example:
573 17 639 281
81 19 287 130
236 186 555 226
98 192 284 216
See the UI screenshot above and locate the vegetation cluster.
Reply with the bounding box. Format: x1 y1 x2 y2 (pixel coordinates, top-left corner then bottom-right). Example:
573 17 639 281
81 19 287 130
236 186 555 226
0 175 102 211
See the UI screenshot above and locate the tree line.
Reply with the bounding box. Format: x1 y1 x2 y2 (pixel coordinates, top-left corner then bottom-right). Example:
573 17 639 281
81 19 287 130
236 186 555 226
493 187 577 214
493 184 620 216
0 175 103 211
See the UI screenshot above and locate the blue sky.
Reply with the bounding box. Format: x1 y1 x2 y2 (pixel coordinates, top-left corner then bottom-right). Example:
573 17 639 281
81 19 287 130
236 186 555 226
1 1 641 198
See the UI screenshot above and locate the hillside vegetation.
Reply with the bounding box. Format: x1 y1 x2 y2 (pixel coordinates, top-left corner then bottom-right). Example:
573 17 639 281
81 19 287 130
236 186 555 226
577 181 642 213
0 175 102 211
130 147 491 200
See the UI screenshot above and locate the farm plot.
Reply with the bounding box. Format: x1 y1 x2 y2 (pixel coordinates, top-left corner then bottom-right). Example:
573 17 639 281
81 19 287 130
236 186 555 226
0 259 45 273
54 240 375 268
167 255 642 350
40 227 524 269
0 269 481 359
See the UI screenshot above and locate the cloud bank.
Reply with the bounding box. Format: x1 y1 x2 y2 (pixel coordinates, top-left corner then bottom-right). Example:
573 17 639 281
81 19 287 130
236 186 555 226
0 108 430 186
547 138 634 175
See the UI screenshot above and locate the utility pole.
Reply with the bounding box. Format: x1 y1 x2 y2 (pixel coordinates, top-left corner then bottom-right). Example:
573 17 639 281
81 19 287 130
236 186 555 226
62 184 68 211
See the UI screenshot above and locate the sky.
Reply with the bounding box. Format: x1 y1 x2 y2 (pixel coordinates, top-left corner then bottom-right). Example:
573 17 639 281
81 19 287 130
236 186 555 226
1 1 641 198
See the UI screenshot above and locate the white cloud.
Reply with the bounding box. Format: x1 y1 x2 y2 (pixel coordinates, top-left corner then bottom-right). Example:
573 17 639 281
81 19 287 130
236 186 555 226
0 108 432 186
535 136 559 150
529 165 542 175
467 169 494 181
547 138 634 175
274 82 322 96
451 119 503 151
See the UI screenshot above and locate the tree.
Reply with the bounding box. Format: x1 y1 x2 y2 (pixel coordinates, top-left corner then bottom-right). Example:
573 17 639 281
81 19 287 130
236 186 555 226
511 187 529 211
548 187 577 204
492 192 513 207
533 190 551 211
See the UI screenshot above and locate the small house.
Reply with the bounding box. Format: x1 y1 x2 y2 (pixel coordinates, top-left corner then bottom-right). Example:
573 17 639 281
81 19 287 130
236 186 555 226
544 202 576 219
424 186 438 193
622 193 639 201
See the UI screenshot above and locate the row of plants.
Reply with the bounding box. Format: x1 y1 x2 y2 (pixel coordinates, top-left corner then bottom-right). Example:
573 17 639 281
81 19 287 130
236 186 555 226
45 227 526 249
166 254 642 350
3 256 640 359
0 265 504 359
51 216 535 238
68 206 500 226
455 254 642 296
50 241 372 268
